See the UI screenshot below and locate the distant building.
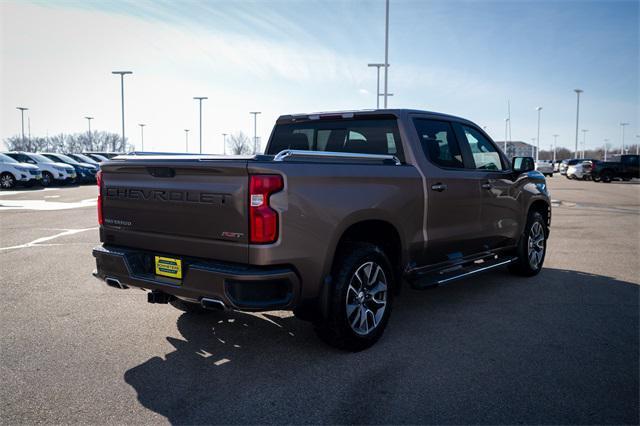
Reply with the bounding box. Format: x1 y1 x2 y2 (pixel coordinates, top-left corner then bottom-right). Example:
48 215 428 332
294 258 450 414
494 141 537 159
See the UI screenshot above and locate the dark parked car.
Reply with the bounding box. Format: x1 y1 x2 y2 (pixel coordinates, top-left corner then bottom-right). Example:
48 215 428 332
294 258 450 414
41 153 97 183
591 154 640 182
67 153 101 168
92 109 551 350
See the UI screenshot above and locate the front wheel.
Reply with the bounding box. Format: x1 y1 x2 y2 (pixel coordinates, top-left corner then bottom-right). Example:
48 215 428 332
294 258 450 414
509 211 547 276
0 173 16 189
601 171 613 183
314 242 394 351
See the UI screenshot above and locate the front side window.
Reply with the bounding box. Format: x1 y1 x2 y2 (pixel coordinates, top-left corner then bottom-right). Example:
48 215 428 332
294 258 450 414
267 118 402 159
462 125 504 171
413 119 464 168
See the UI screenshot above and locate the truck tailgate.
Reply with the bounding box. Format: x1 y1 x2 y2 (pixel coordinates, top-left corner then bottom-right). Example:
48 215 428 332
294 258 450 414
100 158 249 263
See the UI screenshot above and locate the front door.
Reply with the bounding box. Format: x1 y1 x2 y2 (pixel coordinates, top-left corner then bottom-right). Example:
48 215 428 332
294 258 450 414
454 123 521 250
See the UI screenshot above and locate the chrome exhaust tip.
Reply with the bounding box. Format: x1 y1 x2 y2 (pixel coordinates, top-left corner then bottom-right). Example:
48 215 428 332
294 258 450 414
201 298 226 311
105 277 128 289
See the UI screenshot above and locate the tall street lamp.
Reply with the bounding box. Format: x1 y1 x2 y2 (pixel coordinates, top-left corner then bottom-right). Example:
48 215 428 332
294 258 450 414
635 134 639 155
383 0 390 108
504 118 509 155
250 112 261 154
139 123 146 151
573 89 583 158
85 116 94 147
552 134 559 163
620 122 629 154
581 129 588 159
535 106 542 162
603 139 609 161
193 97 208 154
112 71 133 152
16 107 28 148
184 129 189 152
222 133 228 156
367 63 387 109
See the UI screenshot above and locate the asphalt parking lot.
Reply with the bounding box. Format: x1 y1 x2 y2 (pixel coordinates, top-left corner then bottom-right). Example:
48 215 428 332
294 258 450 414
1 178 638 425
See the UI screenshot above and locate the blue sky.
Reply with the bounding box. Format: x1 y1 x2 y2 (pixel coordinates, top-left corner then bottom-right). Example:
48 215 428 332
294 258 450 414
1 0 638 153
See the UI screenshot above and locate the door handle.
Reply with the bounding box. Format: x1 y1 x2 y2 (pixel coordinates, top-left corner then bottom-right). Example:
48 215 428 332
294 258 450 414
431 183 447 192
481 182 493 190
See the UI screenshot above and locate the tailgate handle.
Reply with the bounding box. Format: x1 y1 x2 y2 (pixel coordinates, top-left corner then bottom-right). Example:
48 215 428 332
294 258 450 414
147 167 175 178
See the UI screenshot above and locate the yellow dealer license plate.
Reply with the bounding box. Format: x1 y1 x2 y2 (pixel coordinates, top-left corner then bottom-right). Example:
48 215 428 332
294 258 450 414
155 256 182 279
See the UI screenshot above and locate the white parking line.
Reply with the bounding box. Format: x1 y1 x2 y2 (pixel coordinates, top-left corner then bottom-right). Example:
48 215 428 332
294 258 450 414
0 188 59 197
0 228 98 251
0 198 96 211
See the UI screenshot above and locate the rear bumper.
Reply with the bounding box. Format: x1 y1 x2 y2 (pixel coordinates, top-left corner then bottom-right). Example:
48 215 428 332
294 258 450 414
92 245 300 311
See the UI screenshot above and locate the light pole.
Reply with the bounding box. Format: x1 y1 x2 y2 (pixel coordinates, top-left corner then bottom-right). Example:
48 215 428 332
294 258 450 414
636 135 639 155
367 63 386 109
193 97 208 154
535 106 542 162
573 89 583 158
112 71 133 152
383 0 390 108
85 116 94 149
581 129 588 159
552 134 559 163
603 139 609 161
504 118 509 155
139 123 146 151
620 122 629 154
184 129 189 152
250 112 261 154
16 107 28 149
222 133 228 156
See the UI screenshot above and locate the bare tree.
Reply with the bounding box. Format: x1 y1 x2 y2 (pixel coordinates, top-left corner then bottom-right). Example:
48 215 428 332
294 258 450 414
2 131 132 153
227 131 252 155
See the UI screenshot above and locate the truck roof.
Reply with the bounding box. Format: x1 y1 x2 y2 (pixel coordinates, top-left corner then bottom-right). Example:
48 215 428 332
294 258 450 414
276 109 472 124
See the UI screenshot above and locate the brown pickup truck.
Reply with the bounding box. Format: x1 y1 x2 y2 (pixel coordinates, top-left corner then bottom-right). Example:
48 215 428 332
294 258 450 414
92 109 551 350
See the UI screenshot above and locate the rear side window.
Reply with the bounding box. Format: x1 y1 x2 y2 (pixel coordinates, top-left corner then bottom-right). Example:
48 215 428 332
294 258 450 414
267 118 402 159
413 119 464 168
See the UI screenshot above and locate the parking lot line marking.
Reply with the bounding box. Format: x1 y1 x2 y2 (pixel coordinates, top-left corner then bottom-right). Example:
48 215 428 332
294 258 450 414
0 227 97 251
0 198 96 211
0 188 60 197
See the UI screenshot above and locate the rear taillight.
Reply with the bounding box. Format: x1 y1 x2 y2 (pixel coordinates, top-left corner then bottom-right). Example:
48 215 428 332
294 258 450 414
249 174 284 244
96 170 103 225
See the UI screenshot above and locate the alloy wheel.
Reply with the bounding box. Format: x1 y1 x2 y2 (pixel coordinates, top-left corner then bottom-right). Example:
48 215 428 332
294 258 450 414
345 261 387 335
527 222 545 269
1 174 15 189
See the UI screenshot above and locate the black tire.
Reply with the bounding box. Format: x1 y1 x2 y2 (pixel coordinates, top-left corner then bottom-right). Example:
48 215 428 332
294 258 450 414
592 176 601 182
509 210 547 277
41 172 53 187
0 172 16 189
601 170 613 183
170 298 209 314
314 242 394 351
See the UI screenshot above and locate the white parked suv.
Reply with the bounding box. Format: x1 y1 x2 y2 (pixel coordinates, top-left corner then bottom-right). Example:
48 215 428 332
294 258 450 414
0 153 42 189
3 152 76 186
535 160 554 177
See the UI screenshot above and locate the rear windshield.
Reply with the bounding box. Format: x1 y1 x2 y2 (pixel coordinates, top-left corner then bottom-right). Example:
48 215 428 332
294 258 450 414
266 118 403 160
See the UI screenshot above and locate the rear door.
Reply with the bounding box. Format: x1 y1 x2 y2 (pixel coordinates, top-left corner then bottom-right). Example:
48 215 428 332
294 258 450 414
100 157 250 263
412 118 485 265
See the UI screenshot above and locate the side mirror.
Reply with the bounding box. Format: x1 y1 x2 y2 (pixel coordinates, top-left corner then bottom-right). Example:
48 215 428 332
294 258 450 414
512 156 535 173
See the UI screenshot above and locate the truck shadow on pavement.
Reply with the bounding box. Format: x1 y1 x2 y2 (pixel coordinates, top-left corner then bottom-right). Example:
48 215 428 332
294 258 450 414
124 268 639 425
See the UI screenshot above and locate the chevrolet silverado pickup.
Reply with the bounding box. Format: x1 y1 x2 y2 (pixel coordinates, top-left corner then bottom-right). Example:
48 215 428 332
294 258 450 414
92 109 551 350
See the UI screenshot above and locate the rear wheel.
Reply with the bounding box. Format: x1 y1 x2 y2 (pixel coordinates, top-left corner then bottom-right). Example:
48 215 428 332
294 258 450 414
0 172 16 189
41 172 53 187
314 242 394 351
509 210 547 276
601 170 613 183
